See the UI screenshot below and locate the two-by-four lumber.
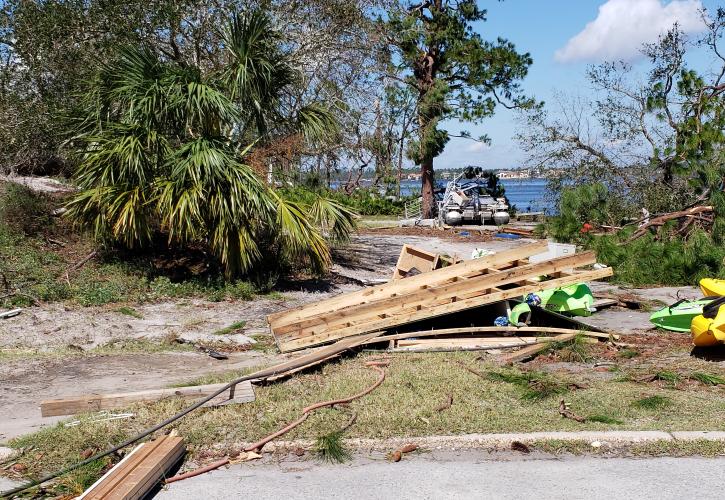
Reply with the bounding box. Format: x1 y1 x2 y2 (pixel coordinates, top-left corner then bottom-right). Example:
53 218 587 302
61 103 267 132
79 434 185 499
499 333 578 364
268 241 549 330
275 251 598 339
279 265 613 352
362 326 616 344
41 381 255 417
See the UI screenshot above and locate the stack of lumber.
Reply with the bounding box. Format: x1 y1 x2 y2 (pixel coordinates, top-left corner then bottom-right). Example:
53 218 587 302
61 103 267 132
268 242 613 353
79 434 184 499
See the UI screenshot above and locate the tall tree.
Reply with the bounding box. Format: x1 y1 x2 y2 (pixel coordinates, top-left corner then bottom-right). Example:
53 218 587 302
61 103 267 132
388 0 535 217
517 11 725 241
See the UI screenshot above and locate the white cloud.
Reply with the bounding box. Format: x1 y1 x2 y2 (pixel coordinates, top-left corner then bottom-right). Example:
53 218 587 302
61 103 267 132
555 0 706 63
466 141 490 153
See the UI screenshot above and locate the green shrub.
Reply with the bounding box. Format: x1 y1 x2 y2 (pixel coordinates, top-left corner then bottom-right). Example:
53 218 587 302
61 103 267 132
0 182 53 236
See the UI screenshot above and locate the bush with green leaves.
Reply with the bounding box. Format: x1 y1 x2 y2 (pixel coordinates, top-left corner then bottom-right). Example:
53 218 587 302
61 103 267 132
0 182 53 236
67 10 355 279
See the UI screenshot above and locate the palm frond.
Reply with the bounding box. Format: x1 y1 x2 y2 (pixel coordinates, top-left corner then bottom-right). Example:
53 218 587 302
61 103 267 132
308 195 358 243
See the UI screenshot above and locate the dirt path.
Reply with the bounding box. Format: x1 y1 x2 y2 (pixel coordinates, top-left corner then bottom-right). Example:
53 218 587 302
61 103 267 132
0 351 275 441
4 231 520 440
0 230 685 442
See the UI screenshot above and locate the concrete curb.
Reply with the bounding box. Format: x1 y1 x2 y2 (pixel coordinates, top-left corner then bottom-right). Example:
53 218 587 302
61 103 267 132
259 430 725 453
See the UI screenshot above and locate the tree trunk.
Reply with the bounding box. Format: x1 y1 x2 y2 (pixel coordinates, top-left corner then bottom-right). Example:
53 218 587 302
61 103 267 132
421 155 435 218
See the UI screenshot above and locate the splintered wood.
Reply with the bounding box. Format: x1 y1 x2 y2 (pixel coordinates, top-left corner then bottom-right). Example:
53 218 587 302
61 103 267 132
268 242 613 353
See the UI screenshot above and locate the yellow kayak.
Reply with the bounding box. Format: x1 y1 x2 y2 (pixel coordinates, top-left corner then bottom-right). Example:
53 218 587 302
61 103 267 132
691 297 725 346
700 278 725 297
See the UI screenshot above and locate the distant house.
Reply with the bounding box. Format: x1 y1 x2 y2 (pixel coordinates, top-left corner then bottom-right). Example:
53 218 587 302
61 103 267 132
406 173 422 181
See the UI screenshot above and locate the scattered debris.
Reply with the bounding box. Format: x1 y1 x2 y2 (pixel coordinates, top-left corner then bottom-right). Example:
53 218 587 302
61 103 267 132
558 399 586 423
511 441 531 454
269 242 613 352
0 308 21 319
64 411 135 427
389 443 418 462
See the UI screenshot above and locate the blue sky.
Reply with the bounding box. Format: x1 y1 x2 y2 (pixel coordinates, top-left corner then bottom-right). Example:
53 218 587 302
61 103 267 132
436 0 722 170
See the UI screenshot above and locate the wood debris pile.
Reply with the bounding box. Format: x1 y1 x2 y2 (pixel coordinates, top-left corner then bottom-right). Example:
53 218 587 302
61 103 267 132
268 242 614 355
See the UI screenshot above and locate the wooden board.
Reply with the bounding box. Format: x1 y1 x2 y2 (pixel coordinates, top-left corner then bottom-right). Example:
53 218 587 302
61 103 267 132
274 253 613 352
362 326 616 344
79 435 184 500
268 241 549 329
499 333 578 364
41 381 255 417
393 244 441 279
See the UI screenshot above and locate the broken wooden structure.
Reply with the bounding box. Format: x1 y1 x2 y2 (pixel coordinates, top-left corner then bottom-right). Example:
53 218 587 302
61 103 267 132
392 244 456 279
268 242 613 353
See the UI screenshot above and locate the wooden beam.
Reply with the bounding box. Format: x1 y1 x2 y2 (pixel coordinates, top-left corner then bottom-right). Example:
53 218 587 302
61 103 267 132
275 252 601 346
41 381 255 417
279 266 613 352
362 327 616 345
79 434 185 499
499 333 578 364
268 241 548 328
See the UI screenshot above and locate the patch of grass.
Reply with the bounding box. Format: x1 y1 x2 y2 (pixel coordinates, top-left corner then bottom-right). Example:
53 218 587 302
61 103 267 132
530 439 592 455
586 414 624 424
690 372 725 386
654 370 681 386
117 306 143 319
249 334 276 353
213 320 247 336
315 430 352 463
548 334 592 362
54 459 111 497
617 349 639 359
632 395 672 410
486 368 569 401
630 439 725 457
8 351 725 492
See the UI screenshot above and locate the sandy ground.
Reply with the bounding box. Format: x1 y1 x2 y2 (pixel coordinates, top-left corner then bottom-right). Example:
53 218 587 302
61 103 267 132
0 230 702 442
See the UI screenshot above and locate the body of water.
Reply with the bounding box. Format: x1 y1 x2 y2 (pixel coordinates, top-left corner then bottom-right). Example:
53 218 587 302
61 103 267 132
396 178 552 214
331 177 554 214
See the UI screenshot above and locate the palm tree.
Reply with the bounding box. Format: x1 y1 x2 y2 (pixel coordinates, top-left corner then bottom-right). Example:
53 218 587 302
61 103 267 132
67 10 355 278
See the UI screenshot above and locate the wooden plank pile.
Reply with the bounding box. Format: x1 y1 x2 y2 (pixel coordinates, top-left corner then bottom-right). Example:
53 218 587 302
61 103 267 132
79 434 184 499
269 242 614 353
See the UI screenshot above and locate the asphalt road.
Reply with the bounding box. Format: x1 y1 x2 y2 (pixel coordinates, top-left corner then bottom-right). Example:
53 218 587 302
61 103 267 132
158 451 723 499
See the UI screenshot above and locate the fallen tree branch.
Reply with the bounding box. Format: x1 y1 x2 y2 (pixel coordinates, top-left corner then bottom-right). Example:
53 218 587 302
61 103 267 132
626 206 713 242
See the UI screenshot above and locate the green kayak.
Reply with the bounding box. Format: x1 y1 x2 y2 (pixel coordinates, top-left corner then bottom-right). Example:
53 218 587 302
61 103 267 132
525 283 595 317
649 298 717 333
